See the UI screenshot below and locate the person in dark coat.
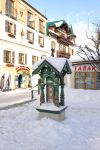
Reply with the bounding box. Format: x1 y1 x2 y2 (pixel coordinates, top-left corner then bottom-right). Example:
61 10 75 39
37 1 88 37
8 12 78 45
18 74 22 88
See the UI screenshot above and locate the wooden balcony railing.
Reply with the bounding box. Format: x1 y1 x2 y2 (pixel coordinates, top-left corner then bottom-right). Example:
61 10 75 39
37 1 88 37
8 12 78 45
56 50 70 59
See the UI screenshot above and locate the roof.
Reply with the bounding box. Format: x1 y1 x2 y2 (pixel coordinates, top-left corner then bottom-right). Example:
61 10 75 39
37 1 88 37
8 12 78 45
21 0 47 19
46 20 76 38
32 57 72 75
46 20 68 35
68 25 76 37
47 20 66 27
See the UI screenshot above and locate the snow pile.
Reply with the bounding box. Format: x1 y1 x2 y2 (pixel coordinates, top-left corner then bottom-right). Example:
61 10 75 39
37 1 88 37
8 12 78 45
0 87 100 150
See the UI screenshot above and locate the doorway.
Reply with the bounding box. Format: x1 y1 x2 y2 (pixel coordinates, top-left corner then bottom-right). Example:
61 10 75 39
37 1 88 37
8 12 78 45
47 84 54 103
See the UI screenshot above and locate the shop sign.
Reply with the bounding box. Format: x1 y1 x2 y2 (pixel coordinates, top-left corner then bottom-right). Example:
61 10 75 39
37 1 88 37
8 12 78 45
75 65 95 72
16 66 30 72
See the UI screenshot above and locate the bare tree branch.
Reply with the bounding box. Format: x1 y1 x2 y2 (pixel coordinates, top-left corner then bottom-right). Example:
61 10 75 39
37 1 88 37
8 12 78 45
77 21 100 72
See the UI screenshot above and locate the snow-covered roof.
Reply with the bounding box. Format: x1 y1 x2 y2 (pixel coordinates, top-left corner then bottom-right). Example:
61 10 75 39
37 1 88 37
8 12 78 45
54 21 64 27
32 56 72 74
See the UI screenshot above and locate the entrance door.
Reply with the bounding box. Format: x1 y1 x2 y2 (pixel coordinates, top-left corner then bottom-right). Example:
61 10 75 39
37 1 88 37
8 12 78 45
47 84 53 103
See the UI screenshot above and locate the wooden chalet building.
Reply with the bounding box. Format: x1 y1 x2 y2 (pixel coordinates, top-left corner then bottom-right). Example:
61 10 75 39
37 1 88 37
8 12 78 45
46 20 76 59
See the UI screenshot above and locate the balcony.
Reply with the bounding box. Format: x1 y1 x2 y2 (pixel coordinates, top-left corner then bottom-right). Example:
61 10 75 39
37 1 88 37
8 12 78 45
6 7 17 20
56 50 70 59
27 21 35 29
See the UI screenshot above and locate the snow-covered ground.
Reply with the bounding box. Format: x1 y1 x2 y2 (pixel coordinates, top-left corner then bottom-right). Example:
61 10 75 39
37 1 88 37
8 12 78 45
0 87 100 150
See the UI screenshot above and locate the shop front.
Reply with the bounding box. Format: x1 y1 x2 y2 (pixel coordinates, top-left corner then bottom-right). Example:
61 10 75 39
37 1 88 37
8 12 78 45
74 65 96 90
15 66 31 89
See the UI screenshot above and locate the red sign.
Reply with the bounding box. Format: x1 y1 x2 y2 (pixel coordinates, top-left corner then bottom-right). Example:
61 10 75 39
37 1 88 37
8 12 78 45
75 65 95 72
16 66 30 72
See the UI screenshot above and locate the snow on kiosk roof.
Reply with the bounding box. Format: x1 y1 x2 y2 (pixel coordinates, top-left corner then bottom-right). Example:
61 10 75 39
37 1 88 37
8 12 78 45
32 57 72 76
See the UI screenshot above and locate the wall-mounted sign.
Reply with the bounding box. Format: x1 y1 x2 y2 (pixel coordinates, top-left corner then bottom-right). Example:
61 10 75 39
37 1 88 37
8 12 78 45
75 65 95 72
16 66 30 72
6 63 14 67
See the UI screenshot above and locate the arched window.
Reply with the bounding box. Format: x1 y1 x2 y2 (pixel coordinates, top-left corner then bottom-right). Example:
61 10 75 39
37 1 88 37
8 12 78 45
51 41 56 50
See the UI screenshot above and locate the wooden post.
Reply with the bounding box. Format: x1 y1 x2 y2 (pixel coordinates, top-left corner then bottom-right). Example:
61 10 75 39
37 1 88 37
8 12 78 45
40 84 45 105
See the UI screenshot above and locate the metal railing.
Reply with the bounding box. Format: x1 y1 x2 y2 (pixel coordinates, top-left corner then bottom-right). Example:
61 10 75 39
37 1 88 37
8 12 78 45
31 84 38 100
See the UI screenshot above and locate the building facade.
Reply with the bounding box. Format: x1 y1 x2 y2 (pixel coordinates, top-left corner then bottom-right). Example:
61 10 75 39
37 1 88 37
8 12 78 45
0 0 50 91
46 20 76 58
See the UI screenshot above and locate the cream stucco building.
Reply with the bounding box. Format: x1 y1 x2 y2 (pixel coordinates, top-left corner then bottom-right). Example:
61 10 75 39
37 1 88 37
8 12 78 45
0 0 50 90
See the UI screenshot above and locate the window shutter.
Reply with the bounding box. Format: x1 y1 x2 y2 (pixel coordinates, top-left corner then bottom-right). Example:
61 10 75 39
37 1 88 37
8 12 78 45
3 50 7 63
27 31 29 40
30 33 32 41
12 51 15 63
25 54 27 65
5 20 9 32
14 24 16 35
19 53 21 64
43 37 44 46
38 36 40 44
33 33 34 43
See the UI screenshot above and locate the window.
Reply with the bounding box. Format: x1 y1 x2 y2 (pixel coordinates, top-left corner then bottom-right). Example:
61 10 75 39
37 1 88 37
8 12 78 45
6 0 17 20
59 44 63 50
3 50 15 63
63 45 66 51
27 31 34 44
72 49 74 55
75 72 95 89
32 56 38 65
38 36 44 47
39 19 45 34
19 53 27 65
51 41 56 50
68 47 71 54
5 20 16 37
27 12 35 29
